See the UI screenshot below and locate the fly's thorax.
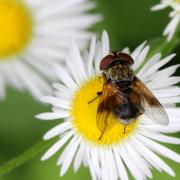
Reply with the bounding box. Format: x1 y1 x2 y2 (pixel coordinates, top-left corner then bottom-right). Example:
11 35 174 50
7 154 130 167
107 64 133 81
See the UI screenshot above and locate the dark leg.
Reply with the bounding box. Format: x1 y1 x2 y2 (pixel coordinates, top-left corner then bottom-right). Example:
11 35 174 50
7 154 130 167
88 96 99 104
97 92 102 96
99 130 105 140
123 125 127 134
88 92 102 104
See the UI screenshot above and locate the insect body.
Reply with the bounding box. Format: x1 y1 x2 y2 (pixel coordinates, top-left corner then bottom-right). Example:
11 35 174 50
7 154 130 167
90 52 169 139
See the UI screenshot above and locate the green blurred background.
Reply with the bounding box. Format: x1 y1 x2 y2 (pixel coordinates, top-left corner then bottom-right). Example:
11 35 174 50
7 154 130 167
0 0 180 179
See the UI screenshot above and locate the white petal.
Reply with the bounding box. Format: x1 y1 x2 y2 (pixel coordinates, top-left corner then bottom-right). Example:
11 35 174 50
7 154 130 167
145 64 180 83
140 124 180 133
131 137 175 176
163 15 180 41
54 63 77 90
40 15 101 32
52 83 73 101
13 61 50 99
121 47 130 54
26 0 46 8
73 142 85 172
90 147 101 179
43 122 71 140
94 41 102 74
41 131 73 161
141 54 176 80
36 111 69 120
117 146 144 179
0 62 23 91
133 45 150 71
41 96 70 109
148 77 180 89
28 45 65 60
131 41 147 60
99 149 109 180
0 76 5 100
137 53 161 78
131 137 161 171
124 141 152 178
169 116 180 123
107 149 118 180
57 135 78 165
159 96 180 104
35 0 97 16
139 130 180 144
60 136 81 176
153 87 180 98
82 146 88 167
24 54 55 80
102 31 110 56
151 3 170 11
66 55 81 84
136 134 180 163
166 107 180 117
87 36 96 76
86 146 98 180
70 39 87 82
113 148 129 180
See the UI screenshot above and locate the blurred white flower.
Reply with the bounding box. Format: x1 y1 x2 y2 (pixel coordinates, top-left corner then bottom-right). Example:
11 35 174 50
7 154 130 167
36 31 180 180
0 0 101 100
151 0 180 41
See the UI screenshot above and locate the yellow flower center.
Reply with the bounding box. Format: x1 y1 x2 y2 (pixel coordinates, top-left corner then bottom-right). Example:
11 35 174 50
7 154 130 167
0 0 33 59
71 76 139 146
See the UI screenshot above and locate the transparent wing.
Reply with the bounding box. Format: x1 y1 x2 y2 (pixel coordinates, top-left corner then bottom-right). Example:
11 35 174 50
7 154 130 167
130 77 169 125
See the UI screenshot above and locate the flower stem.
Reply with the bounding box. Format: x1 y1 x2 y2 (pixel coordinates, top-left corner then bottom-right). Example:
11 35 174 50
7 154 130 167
0 138 56 177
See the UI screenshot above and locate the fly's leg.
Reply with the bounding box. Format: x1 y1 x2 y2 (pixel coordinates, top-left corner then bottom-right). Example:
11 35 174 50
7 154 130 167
99 130 105 140
88 92 102 104
99 127 106 140
123 125 127 134
97 92 102 96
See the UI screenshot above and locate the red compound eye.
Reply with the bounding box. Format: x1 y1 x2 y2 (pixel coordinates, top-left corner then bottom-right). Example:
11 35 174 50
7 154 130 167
100 55 115 70
117 53 134 65
100 52 134 70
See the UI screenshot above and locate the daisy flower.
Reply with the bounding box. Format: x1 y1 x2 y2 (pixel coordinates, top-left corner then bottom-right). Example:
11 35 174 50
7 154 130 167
151 0 180 41
36 31 180 180
0 0 100 100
